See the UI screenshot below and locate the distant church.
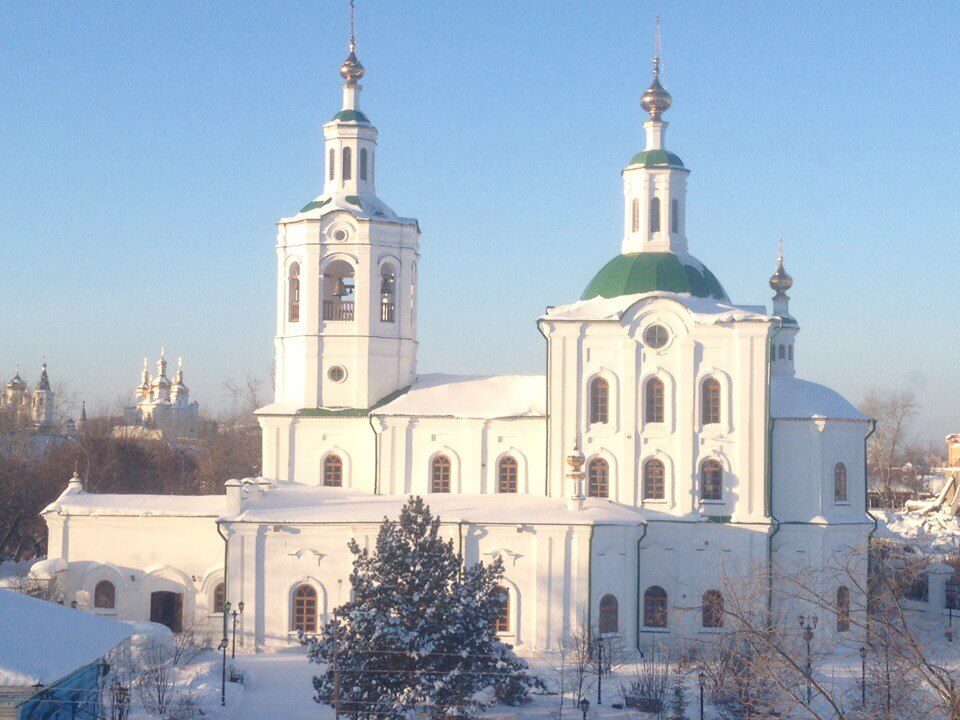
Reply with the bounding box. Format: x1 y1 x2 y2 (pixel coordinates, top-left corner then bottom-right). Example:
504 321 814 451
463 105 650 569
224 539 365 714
42 21 873 655
112 351 205 444
1 362 78 455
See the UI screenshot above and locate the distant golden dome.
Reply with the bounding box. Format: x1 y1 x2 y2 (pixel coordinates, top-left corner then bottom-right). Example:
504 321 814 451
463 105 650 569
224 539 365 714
641 59 672 121
339 47 364 84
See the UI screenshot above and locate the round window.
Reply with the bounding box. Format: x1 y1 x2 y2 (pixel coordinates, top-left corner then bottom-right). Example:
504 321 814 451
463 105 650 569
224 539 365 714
333 229 347 242
643 324 669 349
328 366 346 383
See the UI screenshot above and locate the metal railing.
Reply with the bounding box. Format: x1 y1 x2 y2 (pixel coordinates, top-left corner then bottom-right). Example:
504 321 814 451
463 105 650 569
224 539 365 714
323 301 355 321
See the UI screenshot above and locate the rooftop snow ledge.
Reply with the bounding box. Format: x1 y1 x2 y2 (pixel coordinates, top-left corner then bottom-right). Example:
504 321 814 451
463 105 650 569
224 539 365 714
543 291 772 324
770 376 868 421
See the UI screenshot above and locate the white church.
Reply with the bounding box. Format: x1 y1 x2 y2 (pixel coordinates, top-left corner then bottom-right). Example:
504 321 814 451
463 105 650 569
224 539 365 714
41 25 873 655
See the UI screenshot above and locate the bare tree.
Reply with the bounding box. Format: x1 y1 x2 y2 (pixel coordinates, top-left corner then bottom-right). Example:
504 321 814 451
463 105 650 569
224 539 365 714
860 389 918 507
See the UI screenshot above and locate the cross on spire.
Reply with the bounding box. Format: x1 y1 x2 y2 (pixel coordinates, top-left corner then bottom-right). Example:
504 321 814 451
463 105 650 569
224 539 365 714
653 14 662 78
349 0 356 52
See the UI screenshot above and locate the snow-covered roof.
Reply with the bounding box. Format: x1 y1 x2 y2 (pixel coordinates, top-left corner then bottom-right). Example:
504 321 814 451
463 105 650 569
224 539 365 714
0 590 131 687
228 484 645 526
281 191 416 225
374 374 546 419
543 291 770 324
43 484 225 518
875 510 960 557
770 376 868 421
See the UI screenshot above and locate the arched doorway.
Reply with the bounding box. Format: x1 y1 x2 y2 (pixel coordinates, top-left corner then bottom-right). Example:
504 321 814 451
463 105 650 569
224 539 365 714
150 591 183 632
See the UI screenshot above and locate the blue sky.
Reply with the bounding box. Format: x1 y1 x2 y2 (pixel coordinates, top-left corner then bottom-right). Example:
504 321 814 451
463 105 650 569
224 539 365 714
1 2 957 445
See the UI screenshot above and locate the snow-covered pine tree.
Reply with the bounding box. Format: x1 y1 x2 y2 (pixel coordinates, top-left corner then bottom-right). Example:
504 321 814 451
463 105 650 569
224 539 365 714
304 496 536 719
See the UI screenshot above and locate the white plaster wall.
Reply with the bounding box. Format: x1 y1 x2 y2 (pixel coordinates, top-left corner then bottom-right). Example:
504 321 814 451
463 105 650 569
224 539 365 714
542 298 772 521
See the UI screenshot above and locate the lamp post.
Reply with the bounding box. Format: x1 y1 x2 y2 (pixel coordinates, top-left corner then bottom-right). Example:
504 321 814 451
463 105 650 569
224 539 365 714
859 645 867 708
231 601 245 658
698 670 706 720
578 698 590 720
798 614 818 704
218 636 228 706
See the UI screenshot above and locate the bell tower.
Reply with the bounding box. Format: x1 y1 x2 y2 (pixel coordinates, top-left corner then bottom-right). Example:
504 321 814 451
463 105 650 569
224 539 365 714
272 1 420 410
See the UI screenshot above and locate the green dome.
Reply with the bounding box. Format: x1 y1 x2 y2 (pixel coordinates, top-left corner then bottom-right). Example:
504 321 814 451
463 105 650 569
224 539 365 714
581 252 728 301
628 149 685 169
332 109 370 124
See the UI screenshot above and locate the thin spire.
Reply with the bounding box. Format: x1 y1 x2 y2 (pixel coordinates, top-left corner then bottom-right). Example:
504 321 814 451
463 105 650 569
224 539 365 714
653 14 662 79
349 0 356 53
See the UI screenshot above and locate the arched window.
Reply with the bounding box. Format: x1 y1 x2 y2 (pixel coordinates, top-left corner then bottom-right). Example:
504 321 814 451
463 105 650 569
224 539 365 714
342 146 352 181
644 377 664 424
599 594 619 634
288 262 300 323
788 345 794 361
702 378 722 425
431 455 451 493
702 590 724 628
834 462 848 502
643 586 668 628
328 149 335 180
643 459 665 500
492 586 510 633
700 460 723 501
671 198 680 232
649 196 661 232
359 148 368 181
292 584 318 634
587 458 609 498
213 582 225 614
589 377 609 425
323 454 343 487
631 198 640 233
836 586 851 632
498 456 518 493
778 344 785 359
94 580 115 610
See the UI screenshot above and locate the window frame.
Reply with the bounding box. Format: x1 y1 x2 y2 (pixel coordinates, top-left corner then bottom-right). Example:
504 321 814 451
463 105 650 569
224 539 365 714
649 196 661 233
94 580 116 611
644 376 665 424
291 584 318 635
643 586 668 628
836 585 851 632
834 462 848 503
642 458 666 501
587 457 609 498
288 262 301 323
359 147 368 181
598 594 619 634
328 149 335 180
700 459 723 502
492 585 510 634
701 377 722 426
589 377 609 425
701 590 724 628
631 198 640 233
431 455 452 493
497 456 518 493
323 454 343 487
342 146 352 181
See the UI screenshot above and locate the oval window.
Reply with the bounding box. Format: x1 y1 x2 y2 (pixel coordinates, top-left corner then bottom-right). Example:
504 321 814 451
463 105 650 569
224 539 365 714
328 366 346 382
643 324 669 349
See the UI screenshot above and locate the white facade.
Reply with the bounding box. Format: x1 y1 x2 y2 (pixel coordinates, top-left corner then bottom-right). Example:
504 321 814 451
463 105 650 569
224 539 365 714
42 39 874 656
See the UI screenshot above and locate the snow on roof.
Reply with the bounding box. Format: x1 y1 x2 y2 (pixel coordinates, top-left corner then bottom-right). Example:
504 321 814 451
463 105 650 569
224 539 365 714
374 374 546 419
543 291 770 324
875 510 960 557
0 590 131 687
770 376 868 421
229 484 645 526
43 486 225 518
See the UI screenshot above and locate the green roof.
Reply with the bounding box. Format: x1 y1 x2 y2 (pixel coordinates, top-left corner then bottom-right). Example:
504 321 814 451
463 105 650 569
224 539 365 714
300 197 331 213
296 385 411 418
332 109 371 123
581 252 728 301
628 149 685 169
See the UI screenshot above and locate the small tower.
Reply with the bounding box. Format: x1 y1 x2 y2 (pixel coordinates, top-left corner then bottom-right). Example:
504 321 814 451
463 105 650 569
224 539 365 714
273 0 420 410
136 358 151 400
32 361 55 429
622 18 690 254
769 239 799 376
152 349 171 403
77 401 87 433
171 357 190 405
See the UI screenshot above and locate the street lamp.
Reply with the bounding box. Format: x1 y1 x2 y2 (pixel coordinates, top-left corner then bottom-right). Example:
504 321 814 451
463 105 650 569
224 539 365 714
578 698 590 720
859 645 867 708
798 614 818 704
230 601 245 658
698 670 706 720
218 634 229 706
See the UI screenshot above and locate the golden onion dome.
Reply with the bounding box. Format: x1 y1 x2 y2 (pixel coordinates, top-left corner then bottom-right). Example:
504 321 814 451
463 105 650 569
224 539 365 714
339 45 364 84
641 60 672 121
769 252 793 299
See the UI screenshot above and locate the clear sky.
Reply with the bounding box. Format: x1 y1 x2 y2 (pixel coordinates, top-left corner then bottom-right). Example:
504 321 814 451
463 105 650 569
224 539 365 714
2 2 958 445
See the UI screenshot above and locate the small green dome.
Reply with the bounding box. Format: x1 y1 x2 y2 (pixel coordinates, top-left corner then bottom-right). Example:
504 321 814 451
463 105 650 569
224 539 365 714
628 149 685 169
332 109 370 124
581 252 728 301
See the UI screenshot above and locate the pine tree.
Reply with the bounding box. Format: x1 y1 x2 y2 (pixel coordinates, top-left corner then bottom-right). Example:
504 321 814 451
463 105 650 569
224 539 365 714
304 496 536 719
